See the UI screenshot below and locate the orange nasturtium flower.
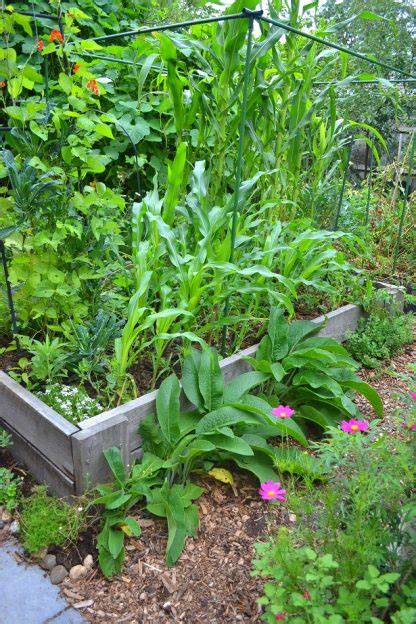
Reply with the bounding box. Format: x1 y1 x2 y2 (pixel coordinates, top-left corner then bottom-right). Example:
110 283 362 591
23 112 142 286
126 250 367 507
37 40 44 52
73 63 81 74
86 79 99 95
49 29 64 44
0 81 6 88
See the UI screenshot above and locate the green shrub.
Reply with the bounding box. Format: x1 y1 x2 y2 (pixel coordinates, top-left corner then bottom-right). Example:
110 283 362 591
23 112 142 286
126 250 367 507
20 486 86 553
253 423 416 623
346 291 413 368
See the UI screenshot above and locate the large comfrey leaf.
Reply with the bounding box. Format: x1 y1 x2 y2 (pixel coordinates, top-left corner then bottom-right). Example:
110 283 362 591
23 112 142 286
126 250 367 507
156 373 181 446
195 405 261 435
223 371 269 403
103 447 126 487
234 395 308 446
292 369 344 397
198 348 224 412
182 348 204 411
286 319 320 350
229 451 279 483
267 307 290 360
203 433 254 456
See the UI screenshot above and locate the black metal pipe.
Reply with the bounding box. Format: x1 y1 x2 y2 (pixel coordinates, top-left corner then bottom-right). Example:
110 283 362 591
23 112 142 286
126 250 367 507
0 241 19 348
91 11 249 42
260 15 416 79
11 11 53 19
314 79 416 85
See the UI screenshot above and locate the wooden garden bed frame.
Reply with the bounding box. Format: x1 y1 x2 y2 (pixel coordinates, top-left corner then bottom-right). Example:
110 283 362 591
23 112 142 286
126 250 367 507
0 282 404 496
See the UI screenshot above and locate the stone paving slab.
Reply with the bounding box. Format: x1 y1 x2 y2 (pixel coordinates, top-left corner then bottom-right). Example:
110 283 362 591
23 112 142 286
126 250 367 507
0 540 87 624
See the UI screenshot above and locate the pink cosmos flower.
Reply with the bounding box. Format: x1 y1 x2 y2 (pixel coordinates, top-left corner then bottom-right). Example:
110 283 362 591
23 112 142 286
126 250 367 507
340 418 369 434
272 404 295 419
259 481 286 502
409 391 416 401
403 421 416 431
276 615 285 622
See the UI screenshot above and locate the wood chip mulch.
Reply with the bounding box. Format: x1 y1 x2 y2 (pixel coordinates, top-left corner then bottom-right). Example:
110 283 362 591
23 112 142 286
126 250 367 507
63 478 289 623
62 341 415 624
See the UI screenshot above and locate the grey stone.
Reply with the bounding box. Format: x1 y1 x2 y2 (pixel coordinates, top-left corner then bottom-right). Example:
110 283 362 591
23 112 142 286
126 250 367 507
83 554 93 569
0 520 5 529
69 564 87 581
2 510 12 522
41 553 57 570
9 519 19 534
50 564 69 585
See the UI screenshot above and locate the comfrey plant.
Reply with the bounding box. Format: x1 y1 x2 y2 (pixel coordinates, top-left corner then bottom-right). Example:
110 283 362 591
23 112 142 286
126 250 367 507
37 384 102 425
245 307 382 429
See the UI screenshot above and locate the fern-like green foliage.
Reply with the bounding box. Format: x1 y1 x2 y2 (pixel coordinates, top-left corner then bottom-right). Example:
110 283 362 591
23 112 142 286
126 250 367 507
346 311 413 369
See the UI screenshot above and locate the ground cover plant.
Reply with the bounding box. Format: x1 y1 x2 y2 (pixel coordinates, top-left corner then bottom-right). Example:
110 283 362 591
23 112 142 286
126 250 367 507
346 289 413 368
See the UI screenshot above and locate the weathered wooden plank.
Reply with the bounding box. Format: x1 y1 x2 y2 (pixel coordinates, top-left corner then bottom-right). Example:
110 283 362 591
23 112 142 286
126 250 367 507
71 412 128 494
0 372 77 476
312 303 363 343
0 420 75 498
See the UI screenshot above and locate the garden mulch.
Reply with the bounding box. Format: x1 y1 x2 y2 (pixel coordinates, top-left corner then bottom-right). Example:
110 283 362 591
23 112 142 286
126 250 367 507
61 339 416 624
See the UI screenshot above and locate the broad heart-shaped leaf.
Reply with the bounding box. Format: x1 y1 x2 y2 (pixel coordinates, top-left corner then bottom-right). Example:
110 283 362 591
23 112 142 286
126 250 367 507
182 348 204 411
340 380 383 418
223 371 269 403
103 447 126 487
198 348 224 412
156 373 181 446
195 406 261 435
268 307 290 361
229 451 279 483
204 433 254 456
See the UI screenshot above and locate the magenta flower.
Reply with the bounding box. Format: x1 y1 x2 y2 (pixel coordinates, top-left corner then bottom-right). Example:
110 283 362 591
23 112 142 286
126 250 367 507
403 421 416 431
259 481 286 502
272 404 295 419
409 391 416 401
340 418 369 434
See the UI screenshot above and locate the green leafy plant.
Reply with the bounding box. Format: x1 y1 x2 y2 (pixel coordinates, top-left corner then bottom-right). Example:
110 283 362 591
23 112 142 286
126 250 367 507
255 537 401 624
346 306 413 369
246 307 383 428
0 467 22 511
95 344 308 574
253 420 416 623
20 486 87 553
0 427 12 449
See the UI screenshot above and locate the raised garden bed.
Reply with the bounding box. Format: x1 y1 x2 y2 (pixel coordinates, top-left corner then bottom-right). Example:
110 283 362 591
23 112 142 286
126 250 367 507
0 282 404 497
